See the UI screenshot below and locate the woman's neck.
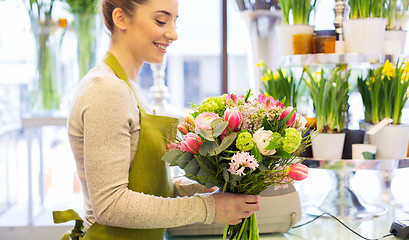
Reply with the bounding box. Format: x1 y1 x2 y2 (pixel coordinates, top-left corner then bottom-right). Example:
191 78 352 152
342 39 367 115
108 44 143 83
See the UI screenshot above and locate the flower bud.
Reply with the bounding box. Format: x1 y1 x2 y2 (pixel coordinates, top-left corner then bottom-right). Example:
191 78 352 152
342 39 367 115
180 133 203 154
280 107 297 127
223 109 242 130
177 122 191 135
288 163 308 181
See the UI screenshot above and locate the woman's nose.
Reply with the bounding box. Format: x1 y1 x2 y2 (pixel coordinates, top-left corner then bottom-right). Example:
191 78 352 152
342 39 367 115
165 25 178 42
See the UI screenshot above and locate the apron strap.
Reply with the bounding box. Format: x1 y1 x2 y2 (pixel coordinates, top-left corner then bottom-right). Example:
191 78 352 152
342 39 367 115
103 52 146 114
53 209 84 240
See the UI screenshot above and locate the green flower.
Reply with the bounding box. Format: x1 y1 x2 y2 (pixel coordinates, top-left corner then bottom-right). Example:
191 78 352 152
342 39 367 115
197 95 226 115
282 128 302 153
236 132 254 151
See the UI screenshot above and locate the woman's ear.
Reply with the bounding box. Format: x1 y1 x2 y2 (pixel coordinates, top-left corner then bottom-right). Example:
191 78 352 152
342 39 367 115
112 8 128 31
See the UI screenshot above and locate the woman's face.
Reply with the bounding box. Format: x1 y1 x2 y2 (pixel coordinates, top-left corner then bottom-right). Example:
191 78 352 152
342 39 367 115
125 0 178 64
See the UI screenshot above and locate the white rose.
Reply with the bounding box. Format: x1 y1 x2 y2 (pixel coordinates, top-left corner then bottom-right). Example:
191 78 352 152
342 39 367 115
253 127 276 156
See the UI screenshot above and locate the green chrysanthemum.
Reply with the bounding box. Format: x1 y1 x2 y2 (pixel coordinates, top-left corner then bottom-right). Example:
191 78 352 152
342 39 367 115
236 132 254 151
197 95 227 115
282 128 302 153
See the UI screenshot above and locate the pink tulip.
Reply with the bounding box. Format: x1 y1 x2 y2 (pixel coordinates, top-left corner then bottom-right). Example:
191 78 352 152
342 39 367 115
180 133 203 154
280 107 297 126
177 122 193 135
223 109 242 130
288 163 308 181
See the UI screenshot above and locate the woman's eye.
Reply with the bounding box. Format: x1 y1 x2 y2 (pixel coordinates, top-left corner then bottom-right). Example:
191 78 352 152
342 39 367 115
156 20 166 26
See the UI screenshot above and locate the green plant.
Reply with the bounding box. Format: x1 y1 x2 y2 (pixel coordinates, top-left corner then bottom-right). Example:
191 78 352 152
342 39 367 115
64 0 99 79
278 0 318 25
257 61 303 108
397 0 409 29
357 59 409 124
348 0 386 19
303 65 351 133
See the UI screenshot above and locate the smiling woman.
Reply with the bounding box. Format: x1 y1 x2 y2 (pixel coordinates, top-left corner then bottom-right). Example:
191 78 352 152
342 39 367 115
52 0 261 239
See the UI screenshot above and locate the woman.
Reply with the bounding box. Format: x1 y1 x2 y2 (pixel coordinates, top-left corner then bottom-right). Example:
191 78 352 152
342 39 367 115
53 0 260 239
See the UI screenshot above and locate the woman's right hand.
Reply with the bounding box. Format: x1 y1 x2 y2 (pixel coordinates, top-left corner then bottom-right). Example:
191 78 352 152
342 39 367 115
212 191 260 225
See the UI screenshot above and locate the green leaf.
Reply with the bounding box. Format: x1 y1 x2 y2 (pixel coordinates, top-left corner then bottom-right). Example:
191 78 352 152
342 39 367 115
212 121 229 138
162 150 183 166
199 129 214 141
183 158 200 175
222 168 229 192
218 132 237 152
265 133 283 150
362 151 376 160
176 152 194 168
199 141 219 156
251 145 263 163
210 118 223 128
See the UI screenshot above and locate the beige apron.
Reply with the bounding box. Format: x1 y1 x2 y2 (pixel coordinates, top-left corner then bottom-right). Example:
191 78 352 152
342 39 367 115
53 52 178 239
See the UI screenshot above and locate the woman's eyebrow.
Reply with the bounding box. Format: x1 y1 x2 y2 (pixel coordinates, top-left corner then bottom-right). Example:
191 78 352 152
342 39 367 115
155 10 178 18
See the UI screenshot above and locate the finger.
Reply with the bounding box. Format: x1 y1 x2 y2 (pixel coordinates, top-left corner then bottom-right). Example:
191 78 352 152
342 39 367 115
243 202 260 212
244 195 261 204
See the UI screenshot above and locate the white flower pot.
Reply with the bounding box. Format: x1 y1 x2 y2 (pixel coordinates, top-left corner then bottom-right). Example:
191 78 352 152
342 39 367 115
312 133 346 159
343 18 386 55
383 30 407 55
277 24 315 56
368 124 409 159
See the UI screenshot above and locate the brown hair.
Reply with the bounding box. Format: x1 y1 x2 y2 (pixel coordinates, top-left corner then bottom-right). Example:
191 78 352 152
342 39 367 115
100 0 149 33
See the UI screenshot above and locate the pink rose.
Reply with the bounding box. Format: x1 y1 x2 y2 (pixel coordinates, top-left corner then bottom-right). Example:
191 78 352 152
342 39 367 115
194 112 220 134
180 133 203 154
223 109 242 130
288 163 308 181
280 107 297 127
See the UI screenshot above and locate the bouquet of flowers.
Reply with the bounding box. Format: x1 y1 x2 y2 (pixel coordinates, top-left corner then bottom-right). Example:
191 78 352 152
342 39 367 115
162 91 311 240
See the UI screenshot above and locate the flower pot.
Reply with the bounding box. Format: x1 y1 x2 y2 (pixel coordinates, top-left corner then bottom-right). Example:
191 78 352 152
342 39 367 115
343 18 386 55
368 124 409 159
352 144 377 159
277 24 315 56
312 133 346 159
383 30 407 55
341 129 365 159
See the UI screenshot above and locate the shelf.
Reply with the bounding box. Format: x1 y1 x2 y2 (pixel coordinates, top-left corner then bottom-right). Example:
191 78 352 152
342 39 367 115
280 53 409 67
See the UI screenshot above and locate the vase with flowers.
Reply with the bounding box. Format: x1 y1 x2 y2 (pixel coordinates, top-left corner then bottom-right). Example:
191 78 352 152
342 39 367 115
26 0 62 113
64 0 99 80
343 0 386 54
303 65 351 159
357 59 409 159
277 0 318 55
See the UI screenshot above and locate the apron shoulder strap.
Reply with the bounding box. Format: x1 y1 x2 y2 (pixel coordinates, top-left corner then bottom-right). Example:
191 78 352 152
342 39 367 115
103 52 146 113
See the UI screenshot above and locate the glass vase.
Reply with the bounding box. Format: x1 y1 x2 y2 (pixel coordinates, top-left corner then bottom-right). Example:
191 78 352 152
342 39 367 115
30 17 61 114
73 13 99 80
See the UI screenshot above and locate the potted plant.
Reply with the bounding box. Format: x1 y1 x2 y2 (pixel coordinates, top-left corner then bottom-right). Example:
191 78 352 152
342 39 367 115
357 59 409 159
383 0 407 54
257 60 303 108
303 64 351 159
343 0 387 54
277 0 318 55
